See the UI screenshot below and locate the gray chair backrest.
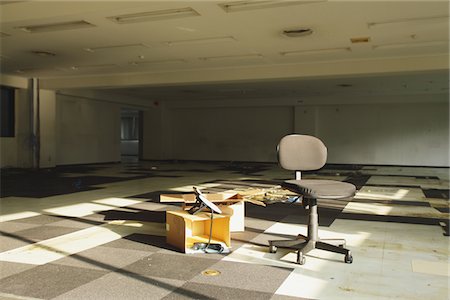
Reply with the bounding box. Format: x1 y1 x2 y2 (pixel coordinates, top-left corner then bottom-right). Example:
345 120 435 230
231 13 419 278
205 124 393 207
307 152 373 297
278 134 327 171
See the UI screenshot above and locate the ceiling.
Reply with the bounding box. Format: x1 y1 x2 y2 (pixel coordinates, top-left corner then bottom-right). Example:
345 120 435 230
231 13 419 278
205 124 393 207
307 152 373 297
0 0 449 98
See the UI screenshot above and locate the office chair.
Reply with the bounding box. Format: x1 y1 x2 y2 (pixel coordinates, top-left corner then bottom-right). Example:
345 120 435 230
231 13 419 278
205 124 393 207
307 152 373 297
269 134 356 265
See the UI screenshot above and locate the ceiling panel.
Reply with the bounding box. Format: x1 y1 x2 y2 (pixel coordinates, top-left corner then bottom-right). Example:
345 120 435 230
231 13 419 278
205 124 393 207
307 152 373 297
0 1 448 96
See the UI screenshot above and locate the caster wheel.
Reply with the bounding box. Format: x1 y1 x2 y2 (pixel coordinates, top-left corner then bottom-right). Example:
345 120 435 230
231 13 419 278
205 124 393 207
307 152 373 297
297 252 306 265
269 245 277 253
344 254 353 264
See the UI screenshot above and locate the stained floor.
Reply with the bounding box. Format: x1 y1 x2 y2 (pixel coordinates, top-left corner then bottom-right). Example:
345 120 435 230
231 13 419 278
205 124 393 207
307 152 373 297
0 161 448 300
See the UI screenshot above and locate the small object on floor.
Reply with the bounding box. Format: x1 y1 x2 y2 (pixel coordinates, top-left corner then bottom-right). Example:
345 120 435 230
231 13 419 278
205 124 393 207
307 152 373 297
439 221 449 236
193 242 224 253
201 269 221 276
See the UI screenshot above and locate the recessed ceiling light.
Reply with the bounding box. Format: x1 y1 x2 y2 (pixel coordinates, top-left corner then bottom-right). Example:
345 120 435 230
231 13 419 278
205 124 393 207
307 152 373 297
70 64 116 70
16 20 95 33
372 40 449 50
15 67 60 73
282 28 313 37
107 7 200 24
199 54 263 61
280 47 352 56
165 36 237 46
0 1 28 5
129 59 186 65
218 0 325 13
84 43 149 53
368 15 449 29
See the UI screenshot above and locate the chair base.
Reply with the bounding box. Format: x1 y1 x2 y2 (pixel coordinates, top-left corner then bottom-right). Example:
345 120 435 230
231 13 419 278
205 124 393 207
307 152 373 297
269 234 353 264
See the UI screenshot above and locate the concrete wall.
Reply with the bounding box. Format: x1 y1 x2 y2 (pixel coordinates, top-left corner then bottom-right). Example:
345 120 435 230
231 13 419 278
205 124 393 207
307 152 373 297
2 74 448 168
55 93 121 165
168 106 293 162
296 103 449 166
142 93 449 167
142 104 165 160
39 89 56 168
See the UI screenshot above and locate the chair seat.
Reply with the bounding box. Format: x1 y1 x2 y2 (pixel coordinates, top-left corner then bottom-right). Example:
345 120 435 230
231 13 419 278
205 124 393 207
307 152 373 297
284 179 356 199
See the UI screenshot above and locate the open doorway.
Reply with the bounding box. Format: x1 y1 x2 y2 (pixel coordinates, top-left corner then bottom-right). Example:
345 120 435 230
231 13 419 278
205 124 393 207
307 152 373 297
120 108 140 162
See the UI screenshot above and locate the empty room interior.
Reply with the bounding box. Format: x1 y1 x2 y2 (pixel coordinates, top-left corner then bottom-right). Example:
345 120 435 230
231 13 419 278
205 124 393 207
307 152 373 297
0 1 449 299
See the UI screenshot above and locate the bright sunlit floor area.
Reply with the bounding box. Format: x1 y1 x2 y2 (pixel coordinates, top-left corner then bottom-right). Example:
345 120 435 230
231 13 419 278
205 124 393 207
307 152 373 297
0 161 448 300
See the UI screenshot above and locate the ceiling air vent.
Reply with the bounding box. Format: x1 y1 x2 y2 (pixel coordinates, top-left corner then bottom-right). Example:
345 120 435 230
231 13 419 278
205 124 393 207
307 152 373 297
31 50 56 57
350 37 370 44
16 20 95 33
107 7 200 24
282 28 313 37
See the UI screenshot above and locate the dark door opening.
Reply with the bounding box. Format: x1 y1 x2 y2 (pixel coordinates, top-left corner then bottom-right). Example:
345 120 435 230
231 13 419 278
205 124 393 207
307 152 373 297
120 108 140 162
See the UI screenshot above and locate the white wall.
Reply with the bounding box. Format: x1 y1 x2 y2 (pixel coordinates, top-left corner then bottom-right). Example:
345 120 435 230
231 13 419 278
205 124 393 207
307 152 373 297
55 93 121 165
142 103 166 160
142 93 449 167
297 103 449 166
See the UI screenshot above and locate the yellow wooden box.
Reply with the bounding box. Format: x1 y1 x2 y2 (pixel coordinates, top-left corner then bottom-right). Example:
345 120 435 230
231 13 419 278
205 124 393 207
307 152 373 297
166 210 231 253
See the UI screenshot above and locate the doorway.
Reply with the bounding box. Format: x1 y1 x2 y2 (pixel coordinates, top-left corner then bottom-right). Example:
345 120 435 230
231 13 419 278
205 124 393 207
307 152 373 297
120 108 140 162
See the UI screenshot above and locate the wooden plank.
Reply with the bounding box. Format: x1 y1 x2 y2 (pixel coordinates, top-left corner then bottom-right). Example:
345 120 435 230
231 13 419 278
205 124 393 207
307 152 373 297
160 192 239 203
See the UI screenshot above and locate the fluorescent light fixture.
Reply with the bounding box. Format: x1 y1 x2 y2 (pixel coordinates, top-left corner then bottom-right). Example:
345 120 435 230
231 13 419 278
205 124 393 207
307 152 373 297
16 67 59 73
218 0 325 13
129 59 186 65
16 20 95 33
84 43 149 53
0 32 11 37
280 47 351 56
70 64 116 70
107 7 200 24
372 40 449 50
0 1 28 5
368 15 449 29
199 54 263 61
165 36 236 46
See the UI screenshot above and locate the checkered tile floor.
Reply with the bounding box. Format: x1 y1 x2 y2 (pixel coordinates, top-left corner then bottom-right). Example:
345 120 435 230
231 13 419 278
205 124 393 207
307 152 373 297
0 161 448 299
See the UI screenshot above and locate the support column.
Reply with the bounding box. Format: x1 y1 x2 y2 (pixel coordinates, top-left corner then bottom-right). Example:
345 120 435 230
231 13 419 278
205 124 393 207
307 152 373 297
30 78 40 169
